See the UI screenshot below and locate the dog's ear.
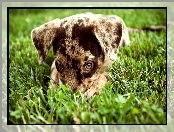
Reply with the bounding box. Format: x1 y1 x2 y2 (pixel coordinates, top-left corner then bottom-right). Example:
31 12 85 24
31 19 60 64
106 15 130 47
93 20 123 62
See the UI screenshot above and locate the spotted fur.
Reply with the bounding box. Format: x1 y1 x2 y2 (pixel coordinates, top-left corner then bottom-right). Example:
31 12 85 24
31 12 130 99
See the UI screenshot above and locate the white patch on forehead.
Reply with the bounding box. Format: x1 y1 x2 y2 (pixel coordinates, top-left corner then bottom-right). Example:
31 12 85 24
65 38 84 58
85 51 95 59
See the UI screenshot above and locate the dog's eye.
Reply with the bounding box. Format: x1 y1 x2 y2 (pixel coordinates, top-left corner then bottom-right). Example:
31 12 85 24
84 61 93 71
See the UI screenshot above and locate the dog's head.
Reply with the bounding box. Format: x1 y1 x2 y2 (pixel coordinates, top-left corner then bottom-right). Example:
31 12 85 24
31 12 130 98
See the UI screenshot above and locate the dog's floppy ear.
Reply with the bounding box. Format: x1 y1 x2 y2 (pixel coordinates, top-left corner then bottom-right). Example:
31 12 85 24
93 20 123 62
106 15 130 47
31 19 60 64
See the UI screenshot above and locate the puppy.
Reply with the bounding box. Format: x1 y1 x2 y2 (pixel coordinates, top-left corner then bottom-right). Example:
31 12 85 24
31 12 130 99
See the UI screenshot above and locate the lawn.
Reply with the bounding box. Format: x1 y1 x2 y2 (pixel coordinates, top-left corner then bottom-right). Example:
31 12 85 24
8 8 166 124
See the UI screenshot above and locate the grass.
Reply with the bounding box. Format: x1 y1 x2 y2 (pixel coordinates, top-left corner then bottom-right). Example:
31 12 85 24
9 8 166 124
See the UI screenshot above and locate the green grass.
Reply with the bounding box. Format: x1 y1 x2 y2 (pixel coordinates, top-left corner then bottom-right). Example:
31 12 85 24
9 9 166 124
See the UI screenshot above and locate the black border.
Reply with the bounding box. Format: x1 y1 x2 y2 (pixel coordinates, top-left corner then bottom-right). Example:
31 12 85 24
7 7 168 9
7 6 167 125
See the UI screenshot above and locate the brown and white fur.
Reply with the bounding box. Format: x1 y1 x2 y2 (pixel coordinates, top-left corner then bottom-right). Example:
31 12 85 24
31 12 166 99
